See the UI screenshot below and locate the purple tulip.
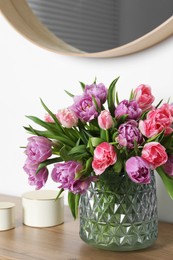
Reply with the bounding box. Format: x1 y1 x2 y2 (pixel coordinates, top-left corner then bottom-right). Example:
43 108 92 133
25 136 52 163
162 155 173 176
84 83 108 103
115 99 142 120
23 159 48 189
51 161 83 187
117 120 143 149
51 161 94 194
70 177 95 194
126 156 151 184
71 94 98 122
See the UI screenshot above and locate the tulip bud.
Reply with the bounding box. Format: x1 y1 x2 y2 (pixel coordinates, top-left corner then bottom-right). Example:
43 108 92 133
98 110 113 130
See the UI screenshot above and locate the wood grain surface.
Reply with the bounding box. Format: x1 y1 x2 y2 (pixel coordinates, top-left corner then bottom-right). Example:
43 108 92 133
0 193 173 260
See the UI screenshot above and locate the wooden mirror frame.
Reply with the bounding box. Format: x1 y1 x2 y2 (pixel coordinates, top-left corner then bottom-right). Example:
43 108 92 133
0 0 173 57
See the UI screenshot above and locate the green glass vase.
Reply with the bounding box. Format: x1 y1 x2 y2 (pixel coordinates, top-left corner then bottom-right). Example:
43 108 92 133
79 171 158 251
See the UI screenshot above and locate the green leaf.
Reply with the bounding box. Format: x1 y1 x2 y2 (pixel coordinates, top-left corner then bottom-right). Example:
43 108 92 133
93 76 97 84
74 158 93 179
116 91 120 105
24 123 75 147
85 157 93 172
75 138 81 146
157 167 173 200
75 170 85 180
116 114 128 126
40 99 78 143
92 96 101 112
129 89 134 100
72 127 86 144
63 128 78 143
155 99 163 108
90 137 104 147
162 133 173 149
55 188 64 200
80 129 90 145
141 109 150 120
26 116 56 132
113 159 123 173
64 89 74 97
24 126 61 139
25 116 75 145
112 130 118 141
79 81 85 91
146 130 165 143
24 125 39 136
87 138 94 155
60 144 89 161
68 145 87 155
40 99 63 132
167 97 171 104
75 194 80 218
68 152 90 161
88 119 99 129
107 76 120 116
60 145 71 161
134 140 139 155
56 135 75 147
68 192 80 219
100 128 107 140
36 157 63 173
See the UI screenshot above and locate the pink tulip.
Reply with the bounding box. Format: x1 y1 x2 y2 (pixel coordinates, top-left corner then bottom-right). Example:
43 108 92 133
57 108 78 128
44 113 54 123
134 84 155 111
139 103 173 138
98 110 113 130
92 142 117 175
142 142 168 169
169 103 173 117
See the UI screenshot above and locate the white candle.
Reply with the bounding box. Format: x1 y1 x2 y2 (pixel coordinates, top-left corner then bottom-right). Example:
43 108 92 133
0 202 15 231
22 190 64 227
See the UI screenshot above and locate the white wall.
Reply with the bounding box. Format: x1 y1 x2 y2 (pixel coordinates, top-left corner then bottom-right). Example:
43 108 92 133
0 15 173 222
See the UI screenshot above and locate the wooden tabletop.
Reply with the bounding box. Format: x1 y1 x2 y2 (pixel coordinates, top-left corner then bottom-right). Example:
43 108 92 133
0 194 173 260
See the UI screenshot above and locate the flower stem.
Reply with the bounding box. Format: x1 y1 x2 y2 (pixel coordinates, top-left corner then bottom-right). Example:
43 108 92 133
106 130 109 142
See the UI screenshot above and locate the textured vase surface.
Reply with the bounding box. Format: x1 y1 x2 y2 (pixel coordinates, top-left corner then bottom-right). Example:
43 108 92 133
79 171 158 251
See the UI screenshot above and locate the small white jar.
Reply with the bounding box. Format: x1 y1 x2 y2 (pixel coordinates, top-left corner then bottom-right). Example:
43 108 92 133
22 190 64 227
0 202 15 231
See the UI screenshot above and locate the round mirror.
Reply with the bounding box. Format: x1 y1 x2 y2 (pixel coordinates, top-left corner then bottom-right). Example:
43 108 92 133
0 0 173 57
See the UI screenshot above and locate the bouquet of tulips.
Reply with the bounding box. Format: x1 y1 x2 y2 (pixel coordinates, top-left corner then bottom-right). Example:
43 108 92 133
23 77 173 218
